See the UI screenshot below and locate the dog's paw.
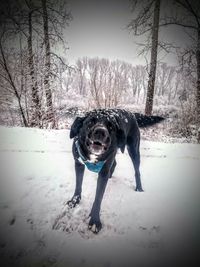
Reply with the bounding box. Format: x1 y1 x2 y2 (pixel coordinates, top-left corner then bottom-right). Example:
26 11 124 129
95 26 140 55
135 186 144 192
88 218 102 234
67 195 81 208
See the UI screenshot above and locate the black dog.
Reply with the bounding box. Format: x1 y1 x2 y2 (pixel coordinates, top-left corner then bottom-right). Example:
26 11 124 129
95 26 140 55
68 109 164 233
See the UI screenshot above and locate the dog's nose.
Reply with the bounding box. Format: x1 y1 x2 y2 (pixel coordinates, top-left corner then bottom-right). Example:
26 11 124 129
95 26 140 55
93 127 107 140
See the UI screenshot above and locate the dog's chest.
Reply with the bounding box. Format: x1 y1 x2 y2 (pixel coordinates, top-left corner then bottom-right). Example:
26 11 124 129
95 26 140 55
89 154 98 163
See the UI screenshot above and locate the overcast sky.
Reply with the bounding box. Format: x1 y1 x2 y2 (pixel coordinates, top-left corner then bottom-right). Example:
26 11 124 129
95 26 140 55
65 0 192 66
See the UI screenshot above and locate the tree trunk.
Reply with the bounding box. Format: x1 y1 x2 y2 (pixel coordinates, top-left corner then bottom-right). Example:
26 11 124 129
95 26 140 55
93 74 101 108
0 42 28 127
196 29 200 143
145 0 160 115
28 10 42 128
19 33 29 123
41 0 56 128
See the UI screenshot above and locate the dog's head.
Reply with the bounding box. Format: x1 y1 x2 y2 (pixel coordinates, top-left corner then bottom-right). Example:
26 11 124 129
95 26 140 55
70 113 126 156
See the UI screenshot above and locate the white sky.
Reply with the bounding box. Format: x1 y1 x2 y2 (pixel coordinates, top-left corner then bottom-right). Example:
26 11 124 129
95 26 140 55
65 0 191 66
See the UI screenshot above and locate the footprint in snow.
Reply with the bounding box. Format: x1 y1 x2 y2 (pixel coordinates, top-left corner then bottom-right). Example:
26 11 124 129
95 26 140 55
9 215 16 226
52 205 103 239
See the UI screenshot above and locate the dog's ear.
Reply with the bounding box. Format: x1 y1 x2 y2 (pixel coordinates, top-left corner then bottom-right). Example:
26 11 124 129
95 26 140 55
70 116 85 139
116 128 126 153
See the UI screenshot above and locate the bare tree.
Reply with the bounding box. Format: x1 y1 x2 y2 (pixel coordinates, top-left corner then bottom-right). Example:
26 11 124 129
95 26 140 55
0 0 72 128
0 0 43 127
128 0 161 115
156 63 176 100
76 57 88 95
0 38 28 126
146 0 160 115
129 65 147 104
26 1 42 127
160 0 200 141
85 58 130 108
41 0 56 128
87 58 99 107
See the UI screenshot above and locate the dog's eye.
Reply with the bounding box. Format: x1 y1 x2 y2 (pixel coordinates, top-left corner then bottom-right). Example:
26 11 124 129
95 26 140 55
86 118 97 127
107 122 113 131
85 121 93 129
106 136 110 143
88 122 94 128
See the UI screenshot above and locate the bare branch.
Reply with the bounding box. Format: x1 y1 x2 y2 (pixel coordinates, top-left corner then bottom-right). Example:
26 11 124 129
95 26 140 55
127 0 154 35
50 52 75 71
176 0 200 27
159 21 197 30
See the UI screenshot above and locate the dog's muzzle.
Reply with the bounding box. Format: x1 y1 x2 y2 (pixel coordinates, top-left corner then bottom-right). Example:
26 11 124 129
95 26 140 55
86 125 110 155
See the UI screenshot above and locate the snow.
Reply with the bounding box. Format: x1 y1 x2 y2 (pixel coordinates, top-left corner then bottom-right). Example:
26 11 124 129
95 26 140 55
0 126 200 267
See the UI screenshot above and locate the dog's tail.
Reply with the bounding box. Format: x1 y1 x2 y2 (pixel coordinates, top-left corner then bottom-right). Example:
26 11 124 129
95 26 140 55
134 113 164 128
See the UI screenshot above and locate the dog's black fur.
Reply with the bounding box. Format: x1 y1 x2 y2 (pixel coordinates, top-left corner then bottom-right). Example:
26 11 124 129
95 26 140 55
68 109 164 233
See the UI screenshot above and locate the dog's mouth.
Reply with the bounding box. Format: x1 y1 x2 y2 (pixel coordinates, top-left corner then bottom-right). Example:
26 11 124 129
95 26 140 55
86 139 108 155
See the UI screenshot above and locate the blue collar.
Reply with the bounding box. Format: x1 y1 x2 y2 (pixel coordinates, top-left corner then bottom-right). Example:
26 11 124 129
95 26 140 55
75 140 105 173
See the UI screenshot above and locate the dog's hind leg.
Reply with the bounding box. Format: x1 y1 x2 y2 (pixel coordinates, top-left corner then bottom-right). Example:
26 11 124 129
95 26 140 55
67 160 85 208
127 139 143 192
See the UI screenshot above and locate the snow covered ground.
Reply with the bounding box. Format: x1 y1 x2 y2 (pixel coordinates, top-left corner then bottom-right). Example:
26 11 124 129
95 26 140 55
0 126 200 267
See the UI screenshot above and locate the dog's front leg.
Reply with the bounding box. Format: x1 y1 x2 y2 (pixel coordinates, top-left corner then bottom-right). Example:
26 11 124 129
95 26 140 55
88 156 115 233
67 160 85 208
88 173 108 233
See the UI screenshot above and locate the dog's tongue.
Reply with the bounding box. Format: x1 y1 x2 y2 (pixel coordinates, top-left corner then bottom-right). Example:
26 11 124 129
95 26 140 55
91 142 104 155
92 141 103 149
92 144 102 152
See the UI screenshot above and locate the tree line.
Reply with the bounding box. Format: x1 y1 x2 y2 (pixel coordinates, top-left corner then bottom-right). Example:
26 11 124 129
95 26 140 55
60 57 194 110
0 0 199 141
